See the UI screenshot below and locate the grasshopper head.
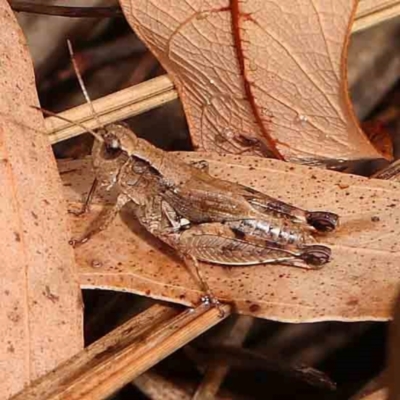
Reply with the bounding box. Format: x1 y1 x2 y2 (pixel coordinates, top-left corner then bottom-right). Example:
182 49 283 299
91 123 134 190
91 122 164 191
102 122 139 154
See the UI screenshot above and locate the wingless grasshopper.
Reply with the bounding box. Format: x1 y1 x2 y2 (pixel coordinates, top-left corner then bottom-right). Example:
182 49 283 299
68 122 338 307
43 41 340 310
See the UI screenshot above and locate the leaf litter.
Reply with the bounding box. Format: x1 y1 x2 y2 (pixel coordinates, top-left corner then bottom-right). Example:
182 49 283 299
61 153 400 322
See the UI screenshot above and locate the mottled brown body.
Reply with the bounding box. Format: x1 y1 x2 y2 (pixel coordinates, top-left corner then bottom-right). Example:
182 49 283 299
74 123 338 272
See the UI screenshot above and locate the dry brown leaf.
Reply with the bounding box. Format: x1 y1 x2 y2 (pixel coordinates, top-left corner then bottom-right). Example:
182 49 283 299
0 2 83 397
120 0 384 163
61 153 400 323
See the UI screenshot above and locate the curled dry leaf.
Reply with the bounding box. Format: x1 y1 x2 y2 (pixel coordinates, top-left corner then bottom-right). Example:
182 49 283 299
119 0 385 163
0 2 82 397
361 119 393 160
61 154 400 323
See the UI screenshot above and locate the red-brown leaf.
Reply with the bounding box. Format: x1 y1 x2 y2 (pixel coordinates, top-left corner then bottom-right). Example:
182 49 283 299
120 0 384 163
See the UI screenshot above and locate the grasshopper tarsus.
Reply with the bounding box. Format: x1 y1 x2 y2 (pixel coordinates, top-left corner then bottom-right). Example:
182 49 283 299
68 177 99 217
68 237 88 248
68 194 129 249
183 254 227 317
200 295 226 318
306 211 339 233
300 245 331 268
68 207 89 217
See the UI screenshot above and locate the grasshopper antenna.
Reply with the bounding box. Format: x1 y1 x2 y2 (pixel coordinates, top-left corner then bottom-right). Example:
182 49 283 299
31 105 104 143
33 40 107 143
67 39 104 132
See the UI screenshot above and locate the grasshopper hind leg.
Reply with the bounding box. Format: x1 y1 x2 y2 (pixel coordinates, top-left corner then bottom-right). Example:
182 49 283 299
182 254 225 317
135 199 224 316
306 211 339 232
300 245 331 267
282 245 331 270
178 223 333 270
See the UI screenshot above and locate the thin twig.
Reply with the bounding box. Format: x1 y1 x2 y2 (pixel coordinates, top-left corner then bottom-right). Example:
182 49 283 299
192 316 253 400
9 1 123 18
360 388 388 400
372 160 400 181
134 371 194 400
350 371 386 400
11 303 178 400
134 370 240 400
189 345 336 390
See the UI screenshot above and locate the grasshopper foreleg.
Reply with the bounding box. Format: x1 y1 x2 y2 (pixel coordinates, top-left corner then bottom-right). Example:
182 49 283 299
69 177 99 216
70 193 130 247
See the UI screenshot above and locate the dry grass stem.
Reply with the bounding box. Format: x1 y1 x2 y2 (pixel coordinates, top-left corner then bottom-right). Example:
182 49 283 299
12 303 230 400
44 0 400 145
11 303 179 400
355 0 400 32
45 74 177 144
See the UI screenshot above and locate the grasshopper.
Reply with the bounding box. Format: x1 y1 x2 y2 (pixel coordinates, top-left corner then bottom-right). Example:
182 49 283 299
44 41 340 308
54 121 339 306
68 124 338 308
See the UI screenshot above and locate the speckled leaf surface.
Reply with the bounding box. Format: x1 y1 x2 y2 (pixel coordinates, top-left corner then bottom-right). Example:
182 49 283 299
119 0 383 163
0 2 83 397
61 155 400 323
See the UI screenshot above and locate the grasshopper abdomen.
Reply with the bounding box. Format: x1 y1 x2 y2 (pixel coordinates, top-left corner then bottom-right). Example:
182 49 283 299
225 218 310 247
